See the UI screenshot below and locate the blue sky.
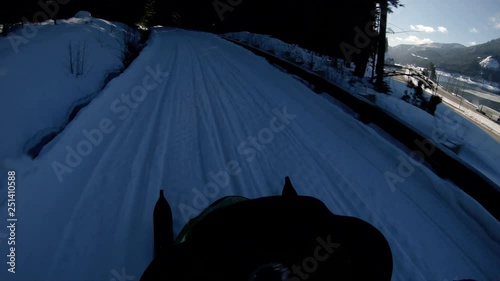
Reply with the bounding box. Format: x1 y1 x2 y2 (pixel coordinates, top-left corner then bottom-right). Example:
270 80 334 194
387 0 500 46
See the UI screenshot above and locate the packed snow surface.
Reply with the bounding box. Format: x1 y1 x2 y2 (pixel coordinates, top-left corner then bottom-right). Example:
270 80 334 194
0 28 499 281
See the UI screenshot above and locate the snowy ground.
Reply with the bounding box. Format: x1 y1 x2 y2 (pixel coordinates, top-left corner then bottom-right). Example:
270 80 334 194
443 97 500 139
224 32 500 188
0 27 499 281
0 13 134 167
380 79 500 186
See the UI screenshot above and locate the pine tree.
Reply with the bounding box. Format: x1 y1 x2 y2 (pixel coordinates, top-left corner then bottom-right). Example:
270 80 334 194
140 0 156 27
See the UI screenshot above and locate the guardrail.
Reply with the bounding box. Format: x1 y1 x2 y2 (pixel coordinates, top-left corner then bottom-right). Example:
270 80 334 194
222 36 500 221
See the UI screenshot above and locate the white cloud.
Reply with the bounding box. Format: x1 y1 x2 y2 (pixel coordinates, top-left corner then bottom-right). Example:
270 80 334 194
468 41 477 46
410 24 435 33
409 25 448 33
395 36 433 45
469 27 479 33
437 26 448 33
490 13 500 29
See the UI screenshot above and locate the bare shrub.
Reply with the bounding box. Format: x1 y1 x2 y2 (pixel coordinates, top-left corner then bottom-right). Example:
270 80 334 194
67 41 89 77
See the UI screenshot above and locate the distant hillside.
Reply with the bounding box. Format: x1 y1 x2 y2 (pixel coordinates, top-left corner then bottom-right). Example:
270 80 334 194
388 39 500 82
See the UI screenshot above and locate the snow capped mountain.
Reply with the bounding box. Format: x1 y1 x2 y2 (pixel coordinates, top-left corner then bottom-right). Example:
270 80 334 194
390 43 467 52
388 38 500 82
480 56 500 70
389 43 468 58
418 42 467 49
411 53 428 60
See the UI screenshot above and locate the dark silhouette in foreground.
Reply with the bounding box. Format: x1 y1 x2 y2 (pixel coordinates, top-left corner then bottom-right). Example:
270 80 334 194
141 177 393 281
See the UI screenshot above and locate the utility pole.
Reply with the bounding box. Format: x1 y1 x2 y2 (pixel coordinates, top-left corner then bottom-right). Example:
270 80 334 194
434 73 440 95
375 1 388 90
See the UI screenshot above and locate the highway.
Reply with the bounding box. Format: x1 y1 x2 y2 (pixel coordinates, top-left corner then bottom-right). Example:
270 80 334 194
392 74 500 142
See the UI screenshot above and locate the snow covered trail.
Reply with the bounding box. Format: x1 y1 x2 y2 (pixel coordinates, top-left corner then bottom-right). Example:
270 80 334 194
2 28 500 281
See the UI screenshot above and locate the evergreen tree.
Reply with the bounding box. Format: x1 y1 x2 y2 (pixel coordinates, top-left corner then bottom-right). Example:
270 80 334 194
140 0 157 27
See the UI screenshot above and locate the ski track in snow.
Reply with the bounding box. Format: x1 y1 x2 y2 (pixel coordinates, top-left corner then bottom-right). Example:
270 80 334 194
2 28 500 281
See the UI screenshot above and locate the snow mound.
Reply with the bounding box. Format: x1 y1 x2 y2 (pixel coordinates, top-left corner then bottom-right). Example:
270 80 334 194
479 56 499 70
0 12 134 164
74 11 92 19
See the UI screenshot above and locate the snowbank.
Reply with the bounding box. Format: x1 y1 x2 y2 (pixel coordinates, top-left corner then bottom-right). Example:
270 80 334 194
377 79 500 186
0 13 134 168
224 32 500 187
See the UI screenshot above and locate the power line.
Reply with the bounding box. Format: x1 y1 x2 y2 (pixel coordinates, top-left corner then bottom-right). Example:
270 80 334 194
387 22 421 36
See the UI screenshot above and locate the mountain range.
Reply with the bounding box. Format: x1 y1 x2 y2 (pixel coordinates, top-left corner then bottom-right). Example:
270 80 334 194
388 38 500 82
